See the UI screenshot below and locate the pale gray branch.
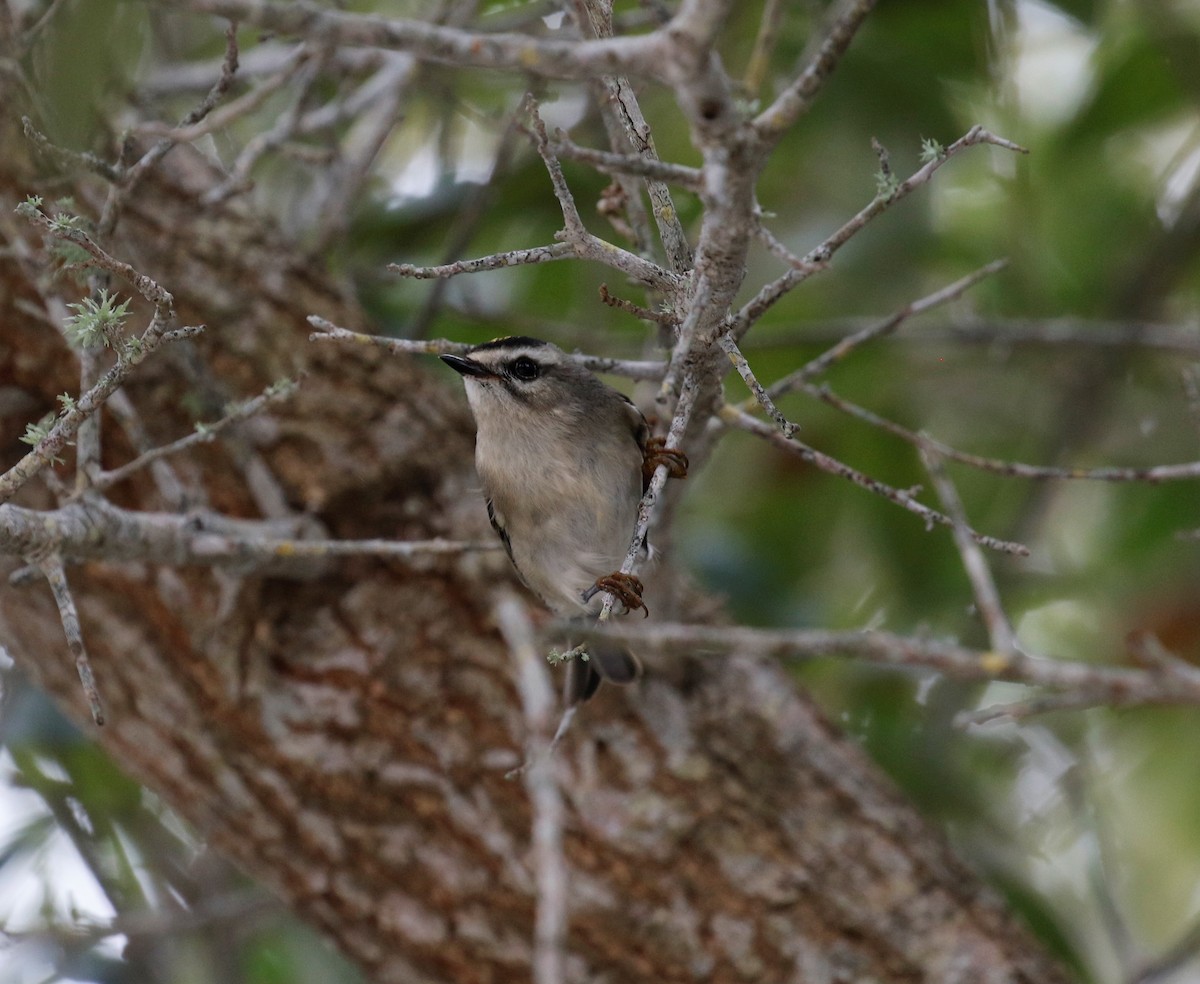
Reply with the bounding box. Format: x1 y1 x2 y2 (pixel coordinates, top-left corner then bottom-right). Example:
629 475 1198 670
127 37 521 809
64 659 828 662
307 318 667 380
0 499 496 579
920 443 1017 654
577 621 1200 715
34 555 104 726
389 242 572 279
494 591 567 984
720 406 1029 555
732 128 1027 337
172 0 668 82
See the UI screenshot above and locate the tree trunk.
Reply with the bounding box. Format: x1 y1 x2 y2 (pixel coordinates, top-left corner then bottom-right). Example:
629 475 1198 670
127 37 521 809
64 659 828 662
0 118 1069 983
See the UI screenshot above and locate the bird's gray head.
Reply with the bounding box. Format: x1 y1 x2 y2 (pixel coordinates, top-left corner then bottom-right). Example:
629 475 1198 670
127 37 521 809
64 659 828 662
440 336 592 417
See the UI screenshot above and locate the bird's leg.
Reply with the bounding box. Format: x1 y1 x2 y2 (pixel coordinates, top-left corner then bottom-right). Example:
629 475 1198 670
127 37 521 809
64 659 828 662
582 572 648 617
643 436 688 482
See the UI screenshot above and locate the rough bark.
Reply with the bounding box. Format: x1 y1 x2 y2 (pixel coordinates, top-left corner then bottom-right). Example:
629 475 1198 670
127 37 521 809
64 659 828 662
0 123 1070 984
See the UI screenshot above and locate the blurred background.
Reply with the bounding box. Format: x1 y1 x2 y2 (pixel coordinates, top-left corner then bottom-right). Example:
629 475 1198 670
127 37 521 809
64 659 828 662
4 0 1200 981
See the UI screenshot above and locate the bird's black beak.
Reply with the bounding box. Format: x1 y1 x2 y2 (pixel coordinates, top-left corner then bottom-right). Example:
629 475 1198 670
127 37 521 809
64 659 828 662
440 354 493 378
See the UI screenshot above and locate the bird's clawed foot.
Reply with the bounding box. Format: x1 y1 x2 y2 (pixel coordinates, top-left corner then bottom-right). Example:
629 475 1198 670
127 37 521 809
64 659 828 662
583 571 648 617
643 437 688 482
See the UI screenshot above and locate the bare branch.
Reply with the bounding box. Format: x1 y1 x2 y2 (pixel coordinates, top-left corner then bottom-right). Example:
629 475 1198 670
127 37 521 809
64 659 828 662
578 621 1200 715
204 48 326 204
547 133 703 190
753 0 880 144
100 20 242 236
91 379 300 493
751 206 828 273
720 406 1029 555
33 555 104 726
172 0 668 83
21 116 120 181
732 127 1027 336
718 334 797 438
525 96 682 293
494 591 568 984
598 367 700 621
0 300 188 504
307 318 667 380
192 535 500 562
919 443 1017 654
799 382 1200 484
729 315 1200 372
598 283 677 326
742 0 786 97
389 243 573 279
137 44 307 144
770 259 1008 394
562 0 694 273
0 498 496 580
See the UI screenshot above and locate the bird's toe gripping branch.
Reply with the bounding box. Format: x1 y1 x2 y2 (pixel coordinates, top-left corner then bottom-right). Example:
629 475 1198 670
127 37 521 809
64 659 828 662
584 571 647 617
643 436 689 482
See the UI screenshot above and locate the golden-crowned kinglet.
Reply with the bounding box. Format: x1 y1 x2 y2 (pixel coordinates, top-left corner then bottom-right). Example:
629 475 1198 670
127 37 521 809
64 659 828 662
442 336 687 702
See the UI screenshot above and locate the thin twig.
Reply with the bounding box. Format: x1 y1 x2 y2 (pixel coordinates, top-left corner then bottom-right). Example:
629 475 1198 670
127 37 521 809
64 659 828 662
1 498 497 578
91 380 299 492
575 621 1200 714
137 43 307 145
493 591 569 984
955 691 1116 727
732 128 1026 337
307 318 668 380
655 276 710 406
204 46 326 204
751 206 827 273
34 556 104 726
547 133 703 190
753 0 880 144
524 95 682 293
720 406 1029 555
797 382 1200 483
102 21 242 235
598 283 677 326
526 94 591 246
389 242 572 279
188 535 501 562
21 116 120 181
742 0 786 96
919 442 1016 653
744 315 1200 358
769 259 1008 394
599 367 699 622
718 334 797 437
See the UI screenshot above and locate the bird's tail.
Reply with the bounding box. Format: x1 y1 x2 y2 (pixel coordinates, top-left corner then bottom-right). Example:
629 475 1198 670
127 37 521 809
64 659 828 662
564 640 641 704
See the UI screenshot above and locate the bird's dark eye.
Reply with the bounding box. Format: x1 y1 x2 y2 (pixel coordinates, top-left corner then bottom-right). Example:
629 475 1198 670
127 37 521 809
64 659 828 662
510 356 541 381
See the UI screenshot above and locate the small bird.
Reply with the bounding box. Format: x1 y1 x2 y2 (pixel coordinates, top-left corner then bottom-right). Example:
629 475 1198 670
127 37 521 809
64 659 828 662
441 336 687 702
